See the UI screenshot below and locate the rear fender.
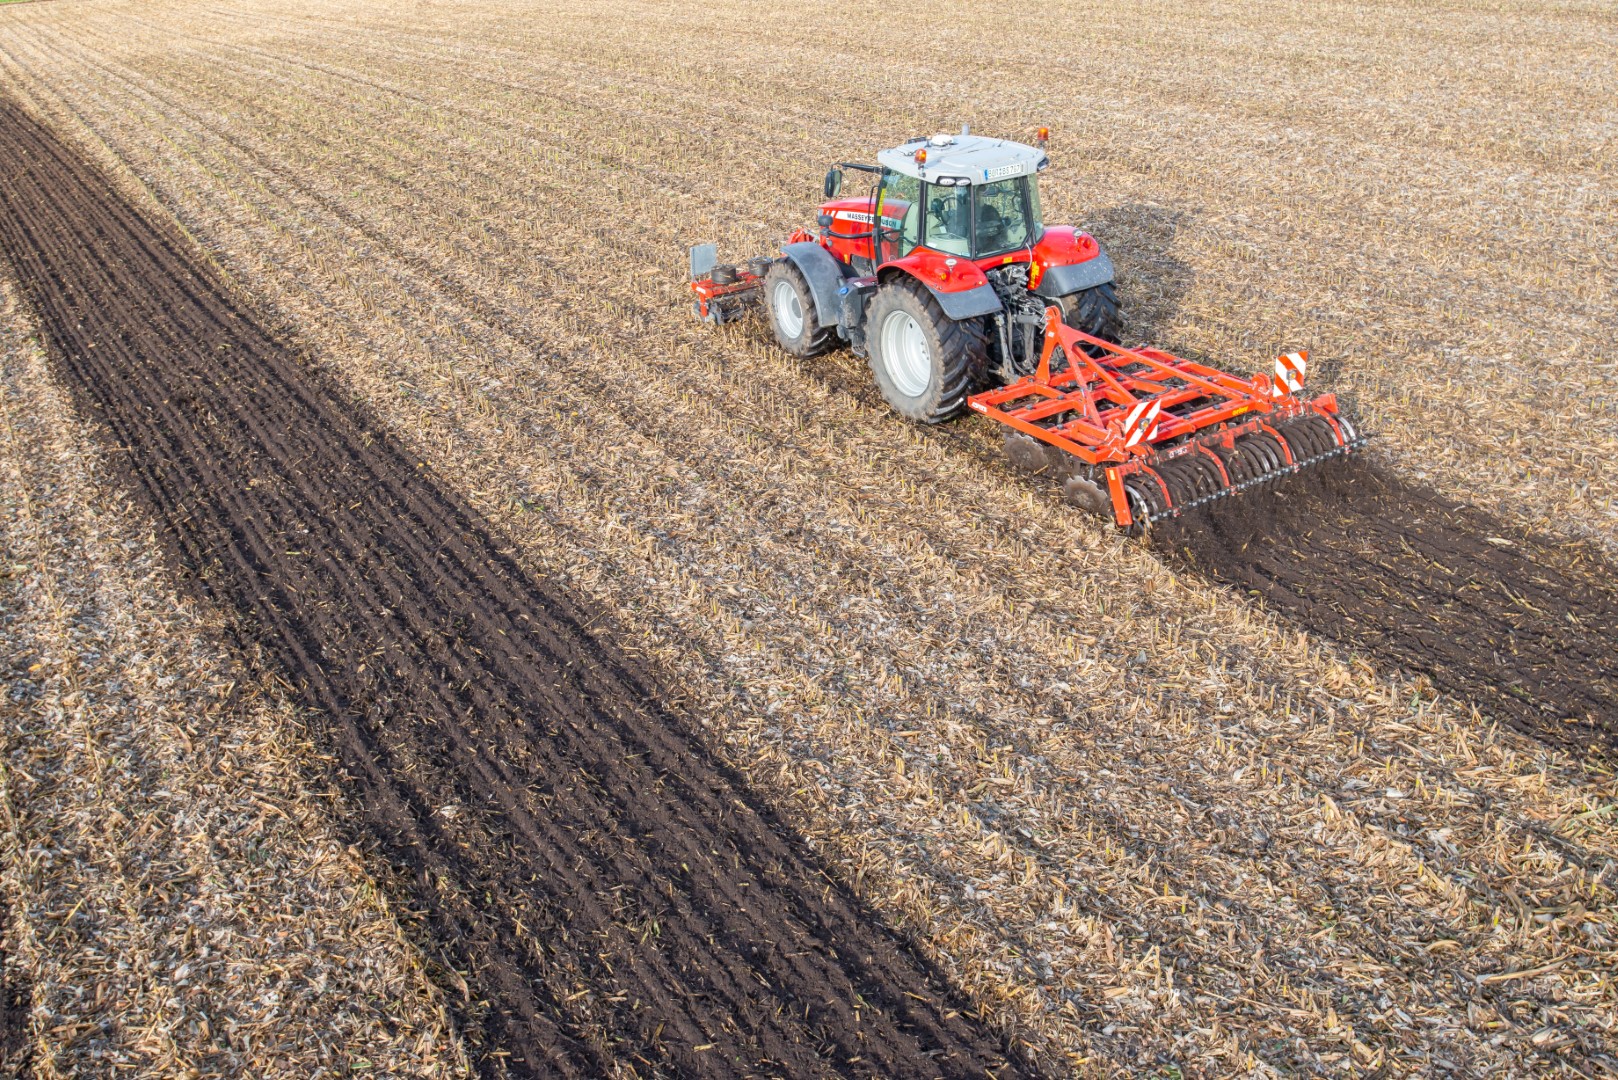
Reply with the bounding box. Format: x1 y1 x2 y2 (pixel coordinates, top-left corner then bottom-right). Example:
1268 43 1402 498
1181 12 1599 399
879 250 1002 320
780 241 849 326
1031 226 1115 298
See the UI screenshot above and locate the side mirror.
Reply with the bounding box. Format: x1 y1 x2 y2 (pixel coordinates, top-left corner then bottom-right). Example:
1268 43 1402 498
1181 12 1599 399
823 168 843 199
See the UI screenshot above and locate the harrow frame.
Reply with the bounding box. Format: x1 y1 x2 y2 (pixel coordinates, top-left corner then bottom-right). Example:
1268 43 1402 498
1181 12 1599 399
968 307 1363 528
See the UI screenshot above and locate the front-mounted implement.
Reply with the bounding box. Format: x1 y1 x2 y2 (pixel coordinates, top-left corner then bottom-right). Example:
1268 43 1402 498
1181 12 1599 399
689 243 776 326
970 308 1365 529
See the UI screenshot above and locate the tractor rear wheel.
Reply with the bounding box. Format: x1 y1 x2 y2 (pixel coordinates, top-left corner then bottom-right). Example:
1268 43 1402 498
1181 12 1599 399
1054 281 1122 355
866 280 987 424
763 260 835 358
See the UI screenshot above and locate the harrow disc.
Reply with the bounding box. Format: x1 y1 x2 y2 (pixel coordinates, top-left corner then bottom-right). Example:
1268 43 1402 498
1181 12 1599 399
1277 418 1323 461
1122 469 1172 529
1004 431 1053 474
1155 458 1199 509
1061 473 1111 516
1209 441 1255 488
1277 414 1349 464
1179 453 1227 503
1234 430 1290 486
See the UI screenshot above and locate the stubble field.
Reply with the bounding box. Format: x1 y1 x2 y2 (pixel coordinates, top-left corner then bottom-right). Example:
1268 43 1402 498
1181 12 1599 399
1 0 1616 1076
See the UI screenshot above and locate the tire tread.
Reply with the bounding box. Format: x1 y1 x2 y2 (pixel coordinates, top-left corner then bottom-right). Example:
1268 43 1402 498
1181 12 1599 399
1061 281 1122 348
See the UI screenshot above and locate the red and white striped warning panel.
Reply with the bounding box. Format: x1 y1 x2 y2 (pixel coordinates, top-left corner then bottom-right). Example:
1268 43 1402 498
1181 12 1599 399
1121 398 1162 448
1272 351 1308 397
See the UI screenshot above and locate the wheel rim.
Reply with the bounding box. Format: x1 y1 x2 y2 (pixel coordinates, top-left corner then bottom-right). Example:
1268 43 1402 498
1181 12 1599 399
880 309 931 398
772 280 804 339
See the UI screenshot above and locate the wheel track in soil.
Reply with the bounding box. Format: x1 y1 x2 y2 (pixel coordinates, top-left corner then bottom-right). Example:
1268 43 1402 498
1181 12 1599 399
0 98 1036 1080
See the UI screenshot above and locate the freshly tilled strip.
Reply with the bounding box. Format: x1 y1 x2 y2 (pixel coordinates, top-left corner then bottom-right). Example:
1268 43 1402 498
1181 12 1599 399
0 99 1032 1080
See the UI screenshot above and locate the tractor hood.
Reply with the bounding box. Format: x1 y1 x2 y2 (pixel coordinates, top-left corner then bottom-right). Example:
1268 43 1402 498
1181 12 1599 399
820 195 907 232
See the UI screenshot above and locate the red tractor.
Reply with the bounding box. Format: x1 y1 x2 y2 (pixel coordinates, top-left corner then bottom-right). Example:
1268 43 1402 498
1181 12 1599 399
694 128 1116 420
691 128 1362 529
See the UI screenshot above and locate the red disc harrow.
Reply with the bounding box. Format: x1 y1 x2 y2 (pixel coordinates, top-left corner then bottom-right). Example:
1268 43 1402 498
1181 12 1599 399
967 307 1365 529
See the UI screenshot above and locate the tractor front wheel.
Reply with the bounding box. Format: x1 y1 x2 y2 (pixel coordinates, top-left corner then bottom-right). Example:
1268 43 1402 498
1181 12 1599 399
763 260 835 358
866 280 986 424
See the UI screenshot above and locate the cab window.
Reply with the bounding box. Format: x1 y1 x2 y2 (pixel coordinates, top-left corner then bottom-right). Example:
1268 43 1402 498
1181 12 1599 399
876 169 921 258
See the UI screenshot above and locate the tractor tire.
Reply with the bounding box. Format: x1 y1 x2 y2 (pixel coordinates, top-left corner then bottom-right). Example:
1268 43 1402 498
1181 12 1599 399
763 259 836 358
1055 281 1123 355
866 279 988 424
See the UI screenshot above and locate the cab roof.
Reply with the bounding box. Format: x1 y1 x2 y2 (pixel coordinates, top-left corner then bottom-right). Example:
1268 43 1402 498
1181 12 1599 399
875 132 1049 186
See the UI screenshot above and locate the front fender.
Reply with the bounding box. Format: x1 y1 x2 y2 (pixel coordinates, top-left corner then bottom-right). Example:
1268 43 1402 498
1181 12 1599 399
1031 226 1115 298
780 241 849 325
1034 250 1114 298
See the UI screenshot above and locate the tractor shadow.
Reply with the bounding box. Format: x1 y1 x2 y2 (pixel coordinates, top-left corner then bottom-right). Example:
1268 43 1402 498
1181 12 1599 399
1077 202 1197 347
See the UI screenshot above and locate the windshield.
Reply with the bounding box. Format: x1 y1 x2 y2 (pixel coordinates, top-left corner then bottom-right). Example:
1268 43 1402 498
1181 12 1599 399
973 177 1034 255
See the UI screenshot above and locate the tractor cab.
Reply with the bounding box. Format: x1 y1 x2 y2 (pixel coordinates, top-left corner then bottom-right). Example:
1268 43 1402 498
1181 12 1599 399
821 132 1049 272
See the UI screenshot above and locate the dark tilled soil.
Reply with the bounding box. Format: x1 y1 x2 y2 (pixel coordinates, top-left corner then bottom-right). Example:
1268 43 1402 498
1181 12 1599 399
0 898 32 1077
0 99 1035 1080
1156 458 1618 758
797 354 1618 760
